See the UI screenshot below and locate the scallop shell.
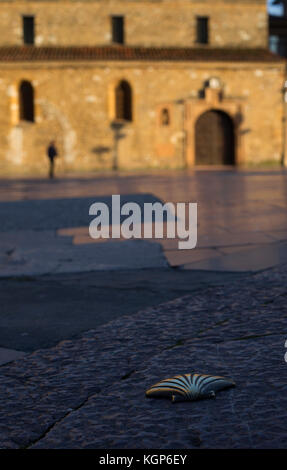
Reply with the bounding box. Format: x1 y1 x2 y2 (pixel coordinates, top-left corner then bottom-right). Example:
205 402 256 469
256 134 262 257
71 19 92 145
145 373 235 403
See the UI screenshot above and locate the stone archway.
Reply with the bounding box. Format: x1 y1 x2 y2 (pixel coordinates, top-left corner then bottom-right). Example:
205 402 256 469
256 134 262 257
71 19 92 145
195 110 235 165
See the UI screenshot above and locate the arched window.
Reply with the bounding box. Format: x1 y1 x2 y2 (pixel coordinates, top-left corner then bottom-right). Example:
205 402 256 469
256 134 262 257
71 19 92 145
115 80 132 121
160 108 170 126
19 80 34 122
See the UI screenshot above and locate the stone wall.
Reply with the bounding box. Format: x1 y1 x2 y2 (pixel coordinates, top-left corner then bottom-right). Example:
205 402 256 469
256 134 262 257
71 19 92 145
0 1 268 48
0 58 284 175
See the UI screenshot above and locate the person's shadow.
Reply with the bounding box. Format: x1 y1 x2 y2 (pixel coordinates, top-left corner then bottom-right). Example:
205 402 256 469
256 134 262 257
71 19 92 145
91 146 111 165
110 121 126 170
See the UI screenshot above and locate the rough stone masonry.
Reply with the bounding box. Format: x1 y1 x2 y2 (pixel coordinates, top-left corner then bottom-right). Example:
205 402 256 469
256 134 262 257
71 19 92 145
0 0 285 175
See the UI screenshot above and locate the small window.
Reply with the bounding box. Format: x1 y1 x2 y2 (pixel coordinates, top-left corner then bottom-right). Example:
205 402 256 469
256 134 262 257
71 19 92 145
23 16 35 45
269 35 280 54
19 80 35 122
196 17 209 44
112 16 124 44
160 108 170 126
115 80 132 121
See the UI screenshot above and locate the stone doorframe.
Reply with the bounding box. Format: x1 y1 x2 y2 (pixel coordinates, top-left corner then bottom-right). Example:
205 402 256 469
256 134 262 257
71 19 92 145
184 88 246 167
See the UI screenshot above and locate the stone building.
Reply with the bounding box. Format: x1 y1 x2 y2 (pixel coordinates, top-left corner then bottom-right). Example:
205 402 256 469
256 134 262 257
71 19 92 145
269 1 287 57
0 0 285 175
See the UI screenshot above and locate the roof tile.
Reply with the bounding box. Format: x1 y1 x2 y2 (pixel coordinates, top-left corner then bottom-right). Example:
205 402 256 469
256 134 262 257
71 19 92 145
0 46 283 62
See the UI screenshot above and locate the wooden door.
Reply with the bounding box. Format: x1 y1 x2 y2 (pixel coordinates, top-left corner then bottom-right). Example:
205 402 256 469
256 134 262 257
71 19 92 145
195 110 235 165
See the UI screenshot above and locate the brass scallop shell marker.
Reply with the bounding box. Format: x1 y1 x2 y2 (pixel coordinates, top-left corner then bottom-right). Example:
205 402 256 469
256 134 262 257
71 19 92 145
145 373 235 403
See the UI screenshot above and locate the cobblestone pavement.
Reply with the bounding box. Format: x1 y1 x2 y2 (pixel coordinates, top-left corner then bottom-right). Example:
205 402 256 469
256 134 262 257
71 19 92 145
1 170 287 276
0 262 286 449
0 269 245 352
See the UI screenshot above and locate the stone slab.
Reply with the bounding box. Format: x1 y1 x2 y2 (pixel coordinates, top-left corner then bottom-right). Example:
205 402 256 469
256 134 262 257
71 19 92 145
0 348 26 366
182 241 287 272
0 233 168 277
164 248 220 267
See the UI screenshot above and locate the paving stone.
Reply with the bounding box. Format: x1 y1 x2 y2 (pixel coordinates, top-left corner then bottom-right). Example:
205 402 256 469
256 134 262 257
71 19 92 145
0 348 26 366
183 241 287 272
0 262 286 448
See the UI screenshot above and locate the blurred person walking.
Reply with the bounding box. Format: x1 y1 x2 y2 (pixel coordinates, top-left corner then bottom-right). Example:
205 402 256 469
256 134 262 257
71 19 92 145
47 141 58 179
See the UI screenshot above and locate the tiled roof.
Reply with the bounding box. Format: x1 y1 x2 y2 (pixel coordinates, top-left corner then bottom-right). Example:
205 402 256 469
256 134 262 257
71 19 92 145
0 46 284 63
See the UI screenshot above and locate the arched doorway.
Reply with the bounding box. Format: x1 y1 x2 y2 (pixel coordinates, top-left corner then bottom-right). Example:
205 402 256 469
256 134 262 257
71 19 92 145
195 110 235 165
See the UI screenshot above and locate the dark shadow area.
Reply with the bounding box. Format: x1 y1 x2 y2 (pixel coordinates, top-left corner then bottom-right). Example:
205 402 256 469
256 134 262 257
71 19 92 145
110 121 126 170
0 268 249 352
0 193 170 231
235 111 251 137
91 145 111 165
